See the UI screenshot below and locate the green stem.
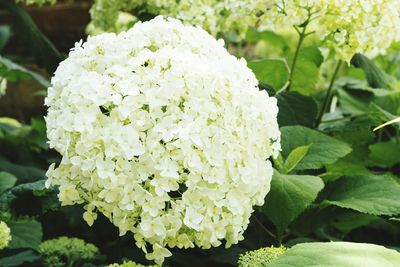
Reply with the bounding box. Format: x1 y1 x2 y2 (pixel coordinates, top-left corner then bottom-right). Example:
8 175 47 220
315 60 342 126
287 25 308 91
254 216 276 239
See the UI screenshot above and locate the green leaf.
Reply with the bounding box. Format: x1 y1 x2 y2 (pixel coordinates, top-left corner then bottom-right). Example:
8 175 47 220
246 28 288 49
283 145 310 174
299 47 323 67
275 92 318 127
291 51 320 95
0 250 40 267
351 53 388 88
280 126 352 170
0 56 50 88
0 25 11 52
268 242 400 267
368 141 400 167
0 0 64 73
332 212 378 234
337 89 372 115
0 117 21 134
262 170 324 236
248 59 289 90
325 147 371 182
0 180 47 211
8 219 43 250
0 171 17 194
369 103 399 130
0 156 46 183
326 175 400 216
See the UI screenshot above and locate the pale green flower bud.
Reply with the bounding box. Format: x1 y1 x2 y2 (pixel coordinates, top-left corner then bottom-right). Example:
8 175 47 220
0 221 11 250
238 245 287 267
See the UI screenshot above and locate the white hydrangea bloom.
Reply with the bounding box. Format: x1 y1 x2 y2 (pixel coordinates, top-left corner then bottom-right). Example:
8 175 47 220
45 16 280 265
265 0 400 62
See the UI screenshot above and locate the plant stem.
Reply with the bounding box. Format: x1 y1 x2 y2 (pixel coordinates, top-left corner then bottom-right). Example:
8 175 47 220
254 216 276 239
315 60 342 126
287 25 308 91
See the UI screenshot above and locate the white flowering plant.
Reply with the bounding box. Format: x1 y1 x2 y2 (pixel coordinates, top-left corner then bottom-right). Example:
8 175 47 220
45 17 280 264
0 1 400 267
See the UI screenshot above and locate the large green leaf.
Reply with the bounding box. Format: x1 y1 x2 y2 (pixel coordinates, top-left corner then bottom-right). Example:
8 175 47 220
290 48 321 95
0 156 46 183
351 53 388 88
368 141 400 167
246 28 288 48
268 242 400 267
0 171 17 194
326 175 400 216
0 56 50 88
0 180 46 211
276 92 317 127
298 47 323 67
324 119 374 181
325 147 371 182
337 88 372 115
8 219 43 250
0 250 39 266
262 170 324 236
280 126 352 170
248 59 289 90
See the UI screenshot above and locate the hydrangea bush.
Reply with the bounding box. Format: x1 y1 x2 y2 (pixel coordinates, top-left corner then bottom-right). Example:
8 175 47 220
45 16 280 264
1 0 400 266
89 0 400 62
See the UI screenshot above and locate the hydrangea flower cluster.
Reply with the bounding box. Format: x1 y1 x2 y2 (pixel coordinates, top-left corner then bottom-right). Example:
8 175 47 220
90 0 272 36
45 16 280 264
0 221 11 250
238 245 287 267
39 237 99 267
16 0 55 5
108 261 158 267
266 0 400 62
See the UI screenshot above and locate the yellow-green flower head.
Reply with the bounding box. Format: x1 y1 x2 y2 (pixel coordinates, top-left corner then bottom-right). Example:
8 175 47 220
16 0 56 5
266 0 400 62
238 245 287 267
108 261 158 267
38 237 99 267
45 16 280 265
0 221 11 250
90 0 272 36
0 77 6 98
87 12 138 35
